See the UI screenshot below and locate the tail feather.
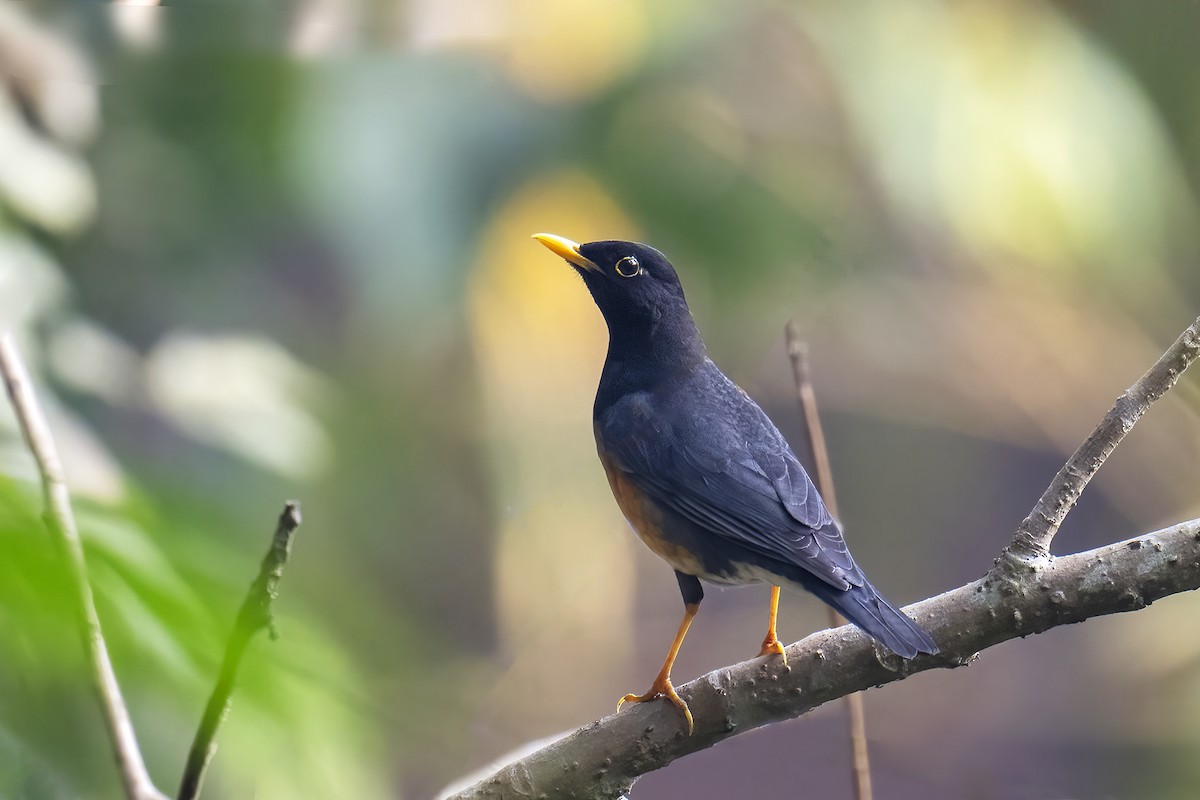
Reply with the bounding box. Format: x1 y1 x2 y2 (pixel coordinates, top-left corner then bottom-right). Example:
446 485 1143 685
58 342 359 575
810 580 938 658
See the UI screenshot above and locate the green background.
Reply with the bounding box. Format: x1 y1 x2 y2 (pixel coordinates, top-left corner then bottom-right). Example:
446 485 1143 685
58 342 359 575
2 1 1200 797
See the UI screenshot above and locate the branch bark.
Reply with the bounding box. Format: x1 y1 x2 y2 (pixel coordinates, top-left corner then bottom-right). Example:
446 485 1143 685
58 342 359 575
1003 316 1200 561
0 333 168 800
177 502 302 800
445 314 1200 800
447 518 1200 800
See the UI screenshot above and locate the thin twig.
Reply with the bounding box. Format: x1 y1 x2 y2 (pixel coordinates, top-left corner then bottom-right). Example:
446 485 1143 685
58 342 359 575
177 502 302 800
785 325 839 513
785 321 871 800
1003 315 1200 562
0 332 168 800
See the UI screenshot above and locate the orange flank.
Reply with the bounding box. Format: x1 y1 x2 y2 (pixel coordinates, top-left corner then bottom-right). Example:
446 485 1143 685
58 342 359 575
596 445 707 577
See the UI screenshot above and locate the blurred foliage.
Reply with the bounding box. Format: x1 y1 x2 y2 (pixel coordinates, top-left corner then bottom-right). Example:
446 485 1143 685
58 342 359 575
1 0 1200 798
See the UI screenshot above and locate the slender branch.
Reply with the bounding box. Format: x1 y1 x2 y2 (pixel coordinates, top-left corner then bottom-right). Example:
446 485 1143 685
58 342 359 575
1004 315 1200 561
446 518 1200 800
785 322 871 800
177 502 301 800
785 325 839 514
0 333 168 800
0 333 303 800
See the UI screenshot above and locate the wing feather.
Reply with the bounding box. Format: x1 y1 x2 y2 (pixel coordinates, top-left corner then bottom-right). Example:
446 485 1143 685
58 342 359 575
598 366 864 591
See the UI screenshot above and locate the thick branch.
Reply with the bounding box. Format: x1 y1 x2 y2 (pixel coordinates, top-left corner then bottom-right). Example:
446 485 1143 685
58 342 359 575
177 502 301 800
446 518 1200 800
1004 316 1200 561
0 333 167 800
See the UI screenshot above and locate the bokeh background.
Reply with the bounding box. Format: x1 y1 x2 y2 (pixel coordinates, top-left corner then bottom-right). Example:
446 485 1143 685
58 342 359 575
2 0 1200 798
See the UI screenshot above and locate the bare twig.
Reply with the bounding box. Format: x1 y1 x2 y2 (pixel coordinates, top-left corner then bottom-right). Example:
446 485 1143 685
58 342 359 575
785 322 871 800
1003 315 1200 562
785 324 839 514
2 332 304 800
177 502 302 800
0 333 168 800
446 316 1200 800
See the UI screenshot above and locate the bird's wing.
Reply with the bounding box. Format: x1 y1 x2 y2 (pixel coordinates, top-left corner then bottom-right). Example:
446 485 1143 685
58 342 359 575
599 370 863 591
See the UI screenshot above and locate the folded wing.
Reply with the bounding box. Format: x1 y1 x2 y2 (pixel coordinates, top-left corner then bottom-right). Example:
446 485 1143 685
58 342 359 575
599 368 864 591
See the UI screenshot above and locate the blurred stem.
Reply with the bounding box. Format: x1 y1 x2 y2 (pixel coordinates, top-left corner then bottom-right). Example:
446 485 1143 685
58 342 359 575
0 333 168 800
785 324 839 513
784 322 872 800
1004 315 1200 562
177 502 301 800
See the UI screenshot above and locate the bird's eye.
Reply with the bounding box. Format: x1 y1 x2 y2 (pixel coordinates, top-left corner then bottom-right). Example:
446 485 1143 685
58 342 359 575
615 256 641 278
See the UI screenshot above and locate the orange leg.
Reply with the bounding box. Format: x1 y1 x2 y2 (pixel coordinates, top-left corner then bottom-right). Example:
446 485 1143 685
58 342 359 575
617 602 698 734
758 585 788 664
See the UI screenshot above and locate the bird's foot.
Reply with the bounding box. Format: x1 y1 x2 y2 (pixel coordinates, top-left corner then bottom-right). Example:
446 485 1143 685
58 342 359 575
758 636 788 665
617 677 694 735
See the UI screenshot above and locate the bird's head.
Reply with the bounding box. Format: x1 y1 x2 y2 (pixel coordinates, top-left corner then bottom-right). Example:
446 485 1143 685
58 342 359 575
532 234 691 332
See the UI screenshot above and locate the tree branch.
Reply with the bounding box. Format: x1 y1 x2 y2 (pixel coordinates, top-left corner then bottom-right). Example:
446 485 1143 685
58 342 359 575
447 518 1200 800
177 501 302 800
446 315 1200 800
1003 315 1200 561
0 332 168 800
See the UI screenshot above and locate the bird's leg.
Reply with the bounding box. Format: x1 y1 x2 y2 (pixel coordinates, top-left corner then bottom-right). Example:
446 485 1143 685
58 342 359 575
758 585 788 664
617 572 701 734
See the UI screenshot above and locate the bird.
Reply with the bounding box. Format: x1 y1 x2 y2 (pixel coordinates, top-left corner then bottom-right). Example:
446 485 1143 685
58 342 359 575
532 233 938 734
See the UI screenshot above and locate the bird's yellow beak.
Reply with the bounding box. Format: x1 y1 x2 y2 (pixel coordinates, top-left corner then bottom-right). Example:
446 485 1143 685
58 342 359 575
532 233 600 272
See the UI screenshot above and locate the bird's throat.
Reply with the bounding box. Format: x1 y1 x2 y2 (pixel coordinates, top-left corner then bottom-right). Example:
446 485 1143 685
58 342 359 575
595 314 706 416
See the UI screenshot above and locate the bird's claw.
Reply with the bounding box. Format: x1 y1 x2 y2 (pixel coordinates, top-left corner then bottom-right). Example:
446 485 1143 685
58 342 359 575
616 678 694 735
758 637 788 666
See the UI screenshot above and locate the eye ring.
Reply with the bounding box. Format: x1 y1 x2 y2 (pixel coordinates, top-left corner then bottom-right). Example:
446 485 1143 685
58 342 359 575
615 256 640 278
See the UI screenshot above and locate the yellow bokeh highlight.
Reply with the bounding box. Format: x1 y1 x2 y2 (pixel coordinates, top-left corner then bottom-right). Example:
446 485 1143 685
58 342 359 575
467 171 642 731
503 0 646 101
409 0 648 102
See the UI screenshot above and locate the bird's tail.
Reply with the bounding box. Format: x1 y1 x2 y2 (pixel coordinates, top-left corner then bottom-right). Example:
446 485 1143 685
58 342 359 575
809 580 938 658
